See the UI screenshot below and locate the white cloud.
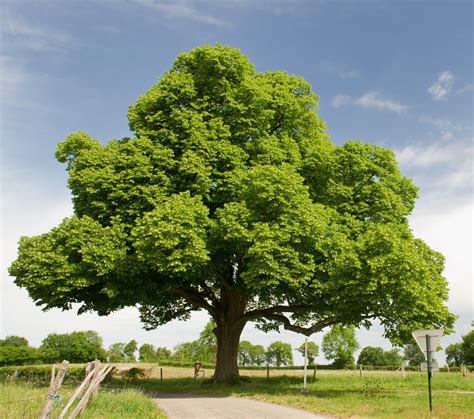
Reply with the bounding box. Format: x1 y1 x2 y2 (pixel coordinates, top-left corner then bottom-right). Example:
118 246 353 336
417 115 466 142
129 0 229 27
331 91 408 113
428 70 454 101
396 140 472 169
354 91 407 113
331 94 352 108
1 12 72 51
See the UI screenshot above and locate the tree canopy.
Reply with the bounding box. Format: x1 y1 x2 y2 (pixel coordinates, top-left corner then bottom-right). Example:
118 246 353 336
9 44 455 382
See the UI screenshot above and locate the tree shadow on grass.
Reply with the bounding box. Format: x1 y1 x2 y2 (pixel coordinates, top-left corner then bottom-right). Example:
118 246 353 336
114 375 372 400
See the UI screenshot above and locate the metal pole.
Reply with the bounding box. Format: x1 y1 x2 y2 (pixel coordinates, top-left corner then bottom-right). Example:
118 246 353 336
303 337 308 390
426 335 433 412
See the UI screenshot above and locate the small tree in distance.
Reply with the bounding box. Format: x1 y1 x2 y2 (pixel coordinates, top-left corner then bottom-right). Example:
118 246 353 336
445 343 463 367
358 346 402 366
0 336 29 347
445 331 474 366
139 343 159 362
156 347 171 361
298 341 319 366
403 343 425 366
124 340 138 362
266 341 293 366
40 331 106 363
9 44 456 382
322 326 359 367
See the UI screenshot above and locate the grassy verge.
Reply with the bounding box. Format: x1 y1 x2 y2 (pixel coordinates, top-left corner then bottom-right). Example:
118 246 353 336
121 370 474 418
0 383 166 418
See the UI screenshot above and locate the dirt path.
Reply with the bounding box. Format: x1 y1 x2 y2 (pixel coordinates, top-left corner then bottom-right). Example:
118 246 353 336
154 393 329 418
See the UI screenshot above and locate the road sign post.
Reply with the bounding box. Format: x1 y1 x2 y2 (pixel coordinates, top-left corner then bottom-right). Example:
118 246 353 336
426 335 433 412
412 329 444 413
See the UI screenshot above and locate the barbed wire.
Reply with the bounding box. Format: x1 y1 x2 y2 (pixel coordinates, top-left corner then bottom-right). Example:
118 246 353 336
0 396 45 405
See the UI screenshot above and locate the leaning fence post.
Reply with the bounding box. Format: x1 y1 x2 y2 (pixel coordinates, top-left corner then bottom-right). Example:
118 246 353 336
69 364 113 419
40 360 69 419
359 365 363 378
59 363 98 419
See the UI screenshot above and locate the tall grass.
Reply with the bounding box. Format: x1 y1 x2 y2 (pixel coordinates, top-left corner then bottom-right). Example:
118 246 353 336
0 383 165 418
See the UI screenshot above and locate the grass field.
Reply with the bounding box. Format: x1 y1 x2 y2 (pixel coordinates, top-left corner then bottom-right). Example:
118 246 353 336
1 365 473 418
115 365 474 418
0 383 166 418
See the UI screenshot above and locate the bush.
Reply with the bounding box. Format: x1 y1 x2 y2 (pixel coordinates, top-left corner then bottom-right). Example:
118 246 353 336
0 346 43 366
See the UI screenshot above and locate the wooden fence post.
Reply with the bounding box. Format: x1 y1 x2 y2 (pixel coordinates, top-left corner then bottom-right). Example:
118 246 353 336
59 361 99 419
313 365 316 379
69 364 113 419
40 361 69 419
160 367 163 382
266 365 270 381
359 365 363 378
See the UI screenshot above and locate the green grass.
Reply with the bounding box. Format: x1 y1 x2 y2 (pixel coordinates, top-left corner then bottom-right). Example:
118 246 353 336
0 383 166 418
121 370 474 418
2 366 473 418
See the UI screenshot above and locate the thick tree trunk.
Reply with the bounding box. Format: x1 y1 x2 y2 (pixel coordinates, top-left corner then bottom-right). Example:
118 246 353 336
213 320 245 383
213 291 246 383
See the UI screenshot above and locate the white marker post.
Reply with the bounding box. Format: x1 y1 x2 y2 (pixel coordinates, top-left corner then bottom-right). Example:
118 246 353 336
303 337 308 390
294 338 309 392
412 329 444 413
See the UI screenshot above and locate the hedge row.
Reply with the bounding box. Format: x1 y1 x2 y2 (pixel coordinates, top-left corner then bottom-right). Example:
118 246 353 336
0 365 87 386
158 362 473 371
158 362 418 371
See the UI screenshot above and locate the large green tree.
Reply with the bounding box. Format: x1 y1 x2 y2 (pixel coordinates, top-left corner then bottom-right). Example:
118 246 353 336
9 45 455 382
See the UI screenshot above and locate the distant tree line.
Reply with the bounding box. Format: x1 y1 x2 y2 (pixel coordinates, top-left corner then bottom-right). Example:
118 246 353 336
1 328 471 367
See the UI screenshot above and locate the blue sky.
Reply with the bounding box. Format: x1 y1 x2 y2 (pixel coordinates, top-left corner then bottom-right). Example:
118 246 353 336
1 0 472 363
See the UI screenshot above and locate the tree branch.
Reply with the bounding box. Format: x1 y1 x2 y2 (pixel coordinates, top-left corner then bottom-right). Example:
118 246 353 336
260 313 338 336
198 280 220 307
170 287 217 317
257 311 376 336
243 305 314 321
